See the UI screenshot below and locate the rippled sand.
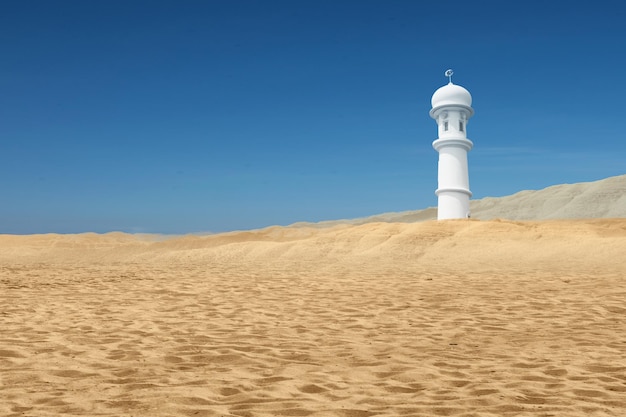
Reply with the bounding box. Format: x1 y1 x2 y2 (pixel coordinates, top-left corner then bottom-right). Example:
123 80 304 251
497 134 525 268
1 219 625 416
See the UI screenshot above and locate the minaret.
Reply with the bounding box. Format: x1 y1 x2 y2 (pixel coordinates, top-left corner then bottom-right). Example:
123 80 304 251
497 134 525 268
429 69 474 220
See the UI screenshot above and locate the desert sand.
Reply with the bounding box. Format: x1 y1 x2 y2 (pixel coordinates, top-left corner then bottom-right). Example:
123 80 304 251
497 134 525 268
1 218 625 416
299 174 626 226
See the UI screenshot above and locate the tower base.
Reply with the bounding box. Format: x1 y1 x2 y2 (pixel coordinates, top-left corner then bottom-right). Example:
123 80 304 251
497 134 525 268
436 190 471 220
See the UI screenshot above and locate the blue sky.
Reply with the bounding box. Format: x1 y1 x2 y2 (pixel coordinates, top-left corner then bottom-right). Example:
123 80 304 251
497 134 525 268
1 0 625 234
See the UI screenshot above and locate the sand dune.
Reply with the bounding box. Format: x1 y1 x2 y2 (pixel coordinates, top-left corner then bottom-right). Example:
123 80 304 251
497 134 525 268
471 174 626 220
298 174 626 226
1 218 625 416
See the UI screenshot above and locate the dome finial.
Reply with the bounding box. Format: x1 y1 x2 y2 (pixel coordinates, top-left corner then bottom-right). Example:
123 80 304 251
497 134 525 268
445 69 454 84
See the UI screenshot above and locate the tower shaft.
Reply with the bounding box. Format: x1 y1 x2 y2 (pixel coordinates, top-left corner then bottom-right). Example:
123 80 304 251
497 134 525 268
433 137 473 219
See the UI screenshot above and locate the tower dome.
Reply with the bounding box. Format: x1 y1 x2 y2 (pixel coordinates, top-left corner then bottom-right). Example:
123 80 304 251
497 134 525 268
430 83 473 117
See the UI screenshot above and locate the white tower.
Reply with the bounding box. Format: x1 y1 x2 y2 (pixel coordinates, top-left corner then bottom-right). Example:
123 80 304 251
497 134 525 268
429 69 474 220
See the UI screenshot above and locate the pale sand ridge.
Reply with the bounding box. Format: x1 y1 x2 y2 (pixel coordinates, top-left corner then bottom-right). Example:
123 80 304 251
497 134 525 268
291 174 626 227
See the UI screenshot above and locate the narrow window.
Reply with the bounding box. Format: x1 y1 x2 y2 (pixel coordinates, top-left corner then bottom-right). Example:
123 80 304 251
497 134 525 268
459 121 464 132
444 121 449 131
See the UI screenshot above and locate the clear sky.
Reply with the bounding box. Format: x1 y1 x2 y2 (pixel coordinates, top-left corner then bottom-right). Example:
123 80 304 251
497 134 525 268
1 0 625 234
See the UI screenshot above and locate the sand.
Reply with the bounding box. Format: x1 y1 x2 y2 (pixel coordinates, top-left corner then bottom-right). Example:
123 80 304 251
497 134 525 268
1 219 625 416
302 174 626 226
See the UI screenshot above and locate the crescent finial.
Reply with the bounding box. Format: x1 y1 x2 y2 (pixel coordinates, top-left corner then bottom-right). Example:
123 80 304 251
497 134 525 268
445 69 454 84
